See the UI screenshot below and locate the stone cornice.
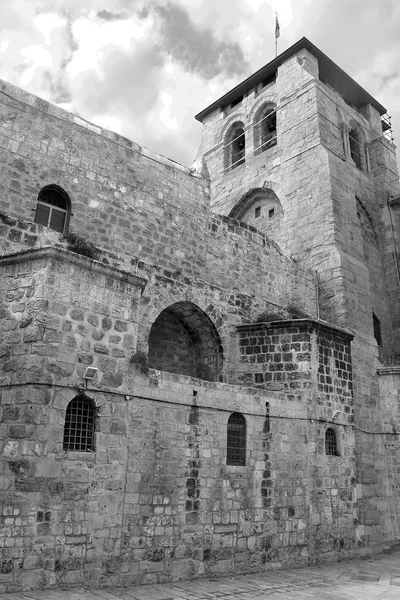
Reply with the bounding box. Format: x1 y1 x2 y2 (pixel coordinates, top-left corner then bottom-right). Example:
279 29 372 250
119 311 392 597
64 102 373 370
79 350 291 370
236 318 354 341
0 246 148 290
377 366 400 376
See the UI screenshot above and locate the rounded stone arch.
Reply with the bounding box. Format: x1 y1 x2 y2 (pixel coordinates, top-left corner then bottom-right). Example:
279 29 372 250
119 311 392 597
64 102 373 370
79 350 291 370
229 187 284 243
252 101 277 155
147 301 224 382
219 112 247 145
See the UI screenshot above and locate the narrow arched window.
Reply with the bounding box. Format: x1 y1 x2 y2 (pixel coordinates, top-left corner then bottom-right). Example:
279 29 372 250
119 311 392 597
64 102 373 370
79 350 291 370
254 106 277 154
225 122 245 170
349 128 362 170
34 185 70 233
63 395 95 451
325 428 338 456
373 313 382 346
227 412 246 465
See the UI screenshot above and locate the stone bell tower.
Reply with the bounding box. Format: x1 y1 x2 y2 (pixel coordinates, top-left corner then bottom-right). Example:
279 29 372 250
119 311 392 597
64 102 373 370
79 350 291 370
195 37 400 546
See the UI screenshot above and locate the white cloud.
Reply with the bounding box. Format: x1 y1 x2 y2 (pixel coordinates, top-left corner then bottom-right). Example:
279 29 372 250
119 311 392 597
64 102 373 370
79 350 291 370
0 0 399 171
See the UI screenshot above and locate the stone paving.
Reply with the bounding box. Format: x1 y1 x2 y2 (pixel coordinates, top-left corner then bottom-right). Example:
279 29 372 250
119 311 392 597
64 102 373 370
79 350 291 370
1 547 400 600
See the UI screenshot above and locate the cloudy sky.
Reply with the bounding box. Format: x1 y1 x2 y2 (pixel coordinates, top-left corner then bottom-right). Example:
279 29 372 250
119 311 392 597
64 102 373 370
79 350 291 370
1 0 399 168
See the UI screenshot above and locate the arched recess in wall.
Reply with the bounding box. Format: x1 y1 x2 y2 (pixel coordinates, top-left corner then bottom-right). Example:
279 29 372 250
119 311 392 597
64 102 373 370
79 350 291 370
253 103 277 155
224 121 246 171
148 301 224 381
229 187 283 244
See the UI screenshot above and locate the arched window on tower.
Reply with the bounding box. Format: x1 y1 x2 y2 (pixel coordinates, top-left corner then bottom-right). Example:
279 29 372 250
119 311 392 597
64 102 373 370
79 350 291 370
63 395 95 452
348 127 362 170
325 427 339 456
227 412 246 465
34 185 70 233
225 122 245 171
254 105 277 155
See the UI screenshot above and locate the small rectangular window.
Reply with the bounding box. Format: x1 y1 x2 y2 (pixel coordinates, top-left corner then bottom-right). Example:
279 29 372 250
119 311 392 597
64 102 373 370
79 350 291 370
373 313 382 346
268 208 275 218
255 206 261 218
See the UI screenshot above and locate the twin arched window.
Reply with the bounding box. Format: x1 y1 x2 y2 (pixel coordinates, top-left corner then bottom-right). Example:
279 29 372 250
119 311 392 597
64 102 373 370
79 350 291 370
34 185 70 233
63 395 95 452
225 104 277 171
227 412 246 465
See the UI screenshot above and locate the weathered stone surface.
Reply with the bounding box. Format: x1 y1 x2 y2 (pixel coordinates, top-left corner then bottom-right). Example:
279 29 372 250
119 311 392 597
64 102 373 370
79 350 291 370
0 40 399 595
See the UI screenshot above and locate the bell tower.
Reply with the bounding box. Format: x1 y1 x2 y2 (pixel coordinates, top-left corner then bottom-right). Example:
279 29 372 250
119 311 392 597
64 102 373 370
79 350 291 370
195 37 400 545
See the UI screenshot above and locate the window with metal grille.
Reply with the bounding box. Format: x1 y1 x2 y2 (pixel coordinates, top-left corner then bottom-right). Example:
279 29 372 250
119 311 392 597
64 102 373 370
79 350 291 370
325 428 339 456
34 185 70 233
227 412 246 466
63 395 95 452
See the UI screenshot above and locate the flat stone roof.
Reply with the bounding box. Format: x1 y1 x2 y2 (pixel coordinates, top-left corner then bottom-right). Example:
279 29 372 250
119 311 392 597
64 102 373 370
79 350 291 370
195 37 386 122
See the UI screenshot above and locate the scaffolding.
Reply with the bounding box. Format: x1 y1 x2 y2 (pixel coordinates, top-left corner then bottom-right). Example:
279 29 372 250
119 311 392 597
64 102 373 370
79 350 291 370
381 113 394 143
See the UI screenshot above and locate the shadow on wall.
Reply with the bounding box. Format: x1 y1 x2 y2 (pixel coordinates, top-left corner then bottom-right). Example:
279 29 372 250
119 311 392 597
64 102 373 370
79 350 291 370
148 301 223 382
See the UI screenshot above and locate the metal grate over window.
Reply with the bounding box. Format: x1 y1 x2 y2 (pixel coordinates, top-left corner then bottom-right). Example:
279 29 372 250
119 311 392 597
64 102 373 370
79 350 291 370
63 396 95 452
227 412 246 466
325 427 338 456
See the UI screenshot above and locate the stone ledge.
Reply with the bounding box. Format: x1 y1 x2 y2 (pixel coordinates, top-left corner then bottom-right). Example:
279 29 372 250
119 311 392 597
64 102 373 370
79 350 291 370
236 318 354 340
0 246 148 291
377 366 400 376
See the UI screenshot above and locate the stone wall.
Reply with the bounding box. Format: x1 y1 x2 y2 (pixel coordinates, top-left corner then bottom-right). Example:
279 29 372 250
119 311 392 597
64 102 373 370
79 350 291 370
1 38 400 593
196 42 400 552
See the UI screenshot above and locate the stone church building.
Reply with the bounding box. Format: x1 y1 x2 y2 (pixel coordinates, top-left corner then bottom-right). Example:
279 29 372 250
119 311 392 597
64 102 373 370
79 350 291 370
0 37 399 592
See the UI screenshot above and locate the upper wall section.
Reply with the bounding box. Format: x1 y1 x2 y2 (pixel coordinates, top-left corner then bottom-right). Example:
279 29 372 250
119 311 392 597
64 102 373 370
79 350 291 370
0 77 319 328
0 78 211 277
195 39 395 222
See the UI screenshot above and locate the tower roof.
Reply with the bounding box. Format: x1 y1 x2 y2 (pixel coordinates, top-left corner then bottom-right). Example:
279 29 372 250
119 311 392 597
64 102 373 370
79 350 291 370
195 37 386 122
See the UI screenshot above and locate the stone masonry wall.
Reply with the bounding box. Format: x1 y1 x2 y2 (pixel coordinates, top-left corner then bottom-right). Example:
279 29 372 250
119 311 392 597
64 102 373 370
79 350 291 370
197 42 400 552
234 319 357 559
1 39 400 593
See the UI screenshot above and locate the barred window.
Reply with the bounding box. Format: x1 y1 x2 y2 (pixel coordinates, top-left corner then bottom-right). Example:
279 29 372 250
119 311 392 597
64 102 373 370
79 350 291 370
325 427 338 456
227 412 246 466
63 395 95 452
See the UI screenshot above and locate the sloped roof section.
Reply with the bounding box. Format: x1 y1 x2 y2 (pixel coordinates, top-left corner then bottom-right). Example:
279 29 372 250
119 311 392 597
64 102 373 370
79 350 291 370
195 37 386 122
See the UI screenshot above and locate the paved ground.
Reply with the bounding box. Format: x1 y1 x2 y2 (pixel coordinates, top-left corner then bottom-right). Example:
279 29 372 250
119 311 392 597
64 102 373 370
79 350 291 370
2 546 400 600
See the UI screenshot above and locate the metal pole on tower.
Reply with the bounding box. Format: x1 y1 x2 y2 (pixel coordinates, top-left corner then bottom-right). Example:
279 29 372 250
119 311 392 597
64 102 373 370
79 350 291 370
275 12 280 57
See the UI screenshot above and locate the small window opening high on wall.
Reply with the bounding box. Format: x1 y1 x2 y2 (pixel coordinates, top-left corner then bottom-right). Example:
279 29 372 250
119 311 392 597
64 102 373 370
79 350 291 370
227 412 246 466
373 313 382 346
325 428 339 456
349 128 362 170
34 185 70 233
